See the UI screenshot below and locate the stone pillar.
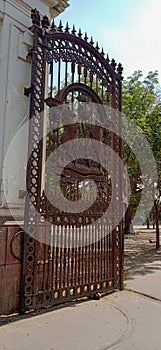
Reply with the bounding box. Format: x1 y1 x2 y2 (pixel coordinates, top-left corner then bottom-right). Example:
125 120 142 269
0 0 69 221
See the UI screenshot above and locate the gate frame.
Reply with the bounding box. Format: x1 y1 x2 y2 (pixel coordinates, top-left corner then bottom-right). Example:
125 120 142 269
20 10 124 313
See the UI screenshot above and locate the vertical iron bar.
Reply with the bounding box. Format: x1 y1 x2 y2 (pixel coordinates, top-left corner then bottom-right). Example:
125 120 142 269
63 225 67 288
78 222 81 286
81 222 84 286
50 61 53 97
94 226 97 282
71 62 75 104
85 223 88 284
84 67 87 85
70 225 74 287
88 222 91 284
59 224 63 289
42 233 45 294
65 61 68 87
78 64 81 83
55 225 59 290
101 79 104 102
111 76 117 287
51 224 55 291
90 72 93 89
58 51 61 92
67 225 70 287
117 77 124 290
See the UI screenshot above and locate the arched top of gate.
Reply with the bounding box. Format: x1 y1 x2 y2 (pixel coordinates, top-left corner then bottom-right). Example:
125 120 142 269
44 30 123 81
30 10 123 82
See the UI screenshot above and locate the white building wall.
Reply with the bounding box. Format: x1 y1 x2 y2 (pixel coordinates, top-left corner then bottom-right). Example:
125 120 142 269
0 0 69 219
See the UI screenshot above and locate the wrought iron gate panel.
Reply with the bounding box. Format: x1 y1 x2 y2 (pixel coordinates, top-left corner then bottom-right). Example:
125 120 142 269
20 11 124 312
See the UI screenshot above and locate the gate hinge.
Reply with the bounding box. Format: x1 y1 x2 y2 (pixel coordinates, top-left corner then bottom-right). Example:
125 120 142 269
18 190 28 199
26 49 32 63
24 86 33 97
26 46 37 60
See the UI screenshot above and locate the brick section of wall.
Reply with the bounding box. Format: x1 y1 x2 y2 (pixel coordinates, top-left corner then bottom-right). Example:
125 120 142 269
0 225 22 315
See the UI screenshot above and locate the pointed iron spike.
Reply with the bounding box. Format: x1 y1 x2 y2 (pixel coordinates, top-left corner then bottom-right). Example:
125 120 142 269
106 53 109 62
101 47 105 56
51 19 55 28
96 41 100 51
111 58 117 71
58 19 63 31
117 63 123 75
90 36 94 45
72 24 76 35
78 28 82 37
50 19 58 32
65 21 70 33
84 32 88 41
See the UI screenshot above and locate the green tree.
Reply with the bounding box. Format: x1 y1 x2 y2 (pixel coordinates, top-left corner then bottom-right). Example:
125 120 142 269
122 70 161 230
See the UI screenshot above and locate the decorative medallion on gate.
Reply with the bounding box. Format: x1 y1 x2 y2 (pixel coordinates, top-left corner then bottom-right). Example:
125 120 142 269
20 9 124 313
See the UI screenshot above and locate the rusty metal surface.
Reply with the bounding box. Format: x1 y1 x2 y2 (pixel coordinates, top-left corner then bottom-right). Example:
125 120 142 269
20 10 124 313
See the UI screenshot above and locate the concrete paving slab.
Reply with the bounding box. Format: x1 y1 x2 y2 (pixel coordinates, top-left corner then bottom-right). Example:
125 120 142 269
107 291 161 350
0 297 129 350
126 265 161 301
124 229 161 300
0 291 161 350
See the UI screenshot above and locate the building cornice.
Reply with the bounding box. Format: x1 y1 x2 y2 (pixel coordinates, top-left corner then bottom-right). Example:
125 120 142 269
1 0 69 21
43 0 60 6
47 0 70 18
22 0 70 18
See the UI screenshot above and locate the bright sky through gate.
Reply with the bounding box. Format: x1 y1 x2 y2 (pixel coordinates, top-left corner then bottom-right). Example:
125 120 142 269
56 0 161 83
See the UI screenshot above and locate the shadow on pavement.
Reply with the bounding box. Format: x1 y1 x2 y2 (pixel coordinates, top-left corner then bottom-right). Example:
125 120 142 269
124 229 161 281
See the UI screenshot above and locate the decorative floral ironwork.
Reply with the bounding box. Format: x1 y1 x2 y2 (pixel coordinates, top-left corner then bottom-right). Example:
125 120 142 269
20 9 124 313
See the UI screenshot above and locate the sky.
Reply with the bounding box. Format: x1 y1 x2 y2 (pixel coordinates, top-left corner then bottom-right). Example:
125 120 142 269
55 0 161 83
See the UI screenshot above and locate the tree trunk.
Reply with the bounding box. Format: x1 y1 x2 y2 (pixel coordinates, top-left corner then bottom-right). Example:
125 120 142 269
146 217 150 229
124 207 134 234
154 200 160 249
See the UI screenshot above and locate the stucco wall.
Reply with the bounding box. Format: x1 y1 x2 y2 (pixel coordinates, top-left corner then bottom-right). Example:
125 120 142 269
0 0 69 220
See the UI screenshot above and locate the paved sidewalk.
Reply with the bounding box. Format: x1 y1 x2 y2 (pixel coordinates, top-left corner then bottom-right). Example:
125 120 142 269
1 290 161 350
124 228 161 300
0 228 161 350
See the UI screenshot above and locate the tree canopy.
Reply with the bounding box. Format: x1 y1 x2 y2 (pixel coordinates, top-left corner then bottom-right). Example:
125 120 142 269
122 70 161 224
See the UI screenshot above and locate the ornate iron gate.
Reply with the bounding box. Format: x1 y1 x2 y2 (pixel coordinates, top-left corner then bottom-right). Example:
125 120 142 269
20 10 124 312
